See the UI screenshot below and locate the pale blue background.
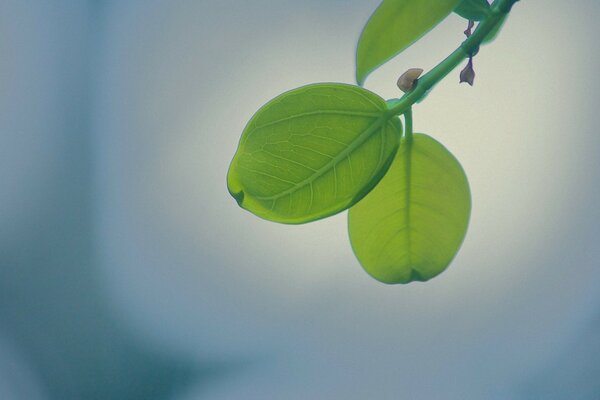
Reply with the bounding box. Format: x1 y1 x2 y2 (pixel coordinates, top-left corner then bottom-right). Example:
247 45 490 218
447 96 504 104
1 1 599 399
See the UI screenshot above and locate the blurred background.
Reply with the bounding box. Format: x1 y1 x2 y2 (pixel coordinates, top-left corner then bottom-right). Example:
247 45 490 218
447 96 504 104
1 0 599 399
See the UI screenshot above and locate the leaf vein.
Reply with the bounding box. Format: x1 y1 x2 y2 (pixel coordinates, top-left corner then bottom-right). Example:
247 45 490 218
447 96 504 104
254 116 388 201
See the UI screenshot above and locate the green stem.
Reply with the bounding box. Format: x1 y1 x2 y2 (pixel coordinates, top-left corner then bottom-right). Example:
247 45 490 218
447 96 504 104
386 0 519 118
404 108 413 143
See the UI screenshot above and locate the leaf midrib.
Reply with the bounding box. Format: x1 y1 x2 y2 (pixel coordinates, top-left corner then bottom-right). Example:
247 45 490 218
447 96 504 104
244 110 382 145
253 115 390 202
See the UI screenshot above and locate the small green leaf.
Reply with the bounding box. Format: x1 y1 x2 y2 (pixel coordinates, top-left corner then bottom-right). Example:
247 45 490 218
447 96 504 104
348 133 471 284
356 0 462 86
454 0 491 21
228 83 402 224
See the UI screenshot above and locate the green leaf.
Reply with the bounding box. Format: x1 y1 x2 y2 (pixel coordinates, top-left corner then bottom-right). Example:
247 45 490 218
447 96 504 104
454 0 491 21
348 133 471 284
227 83 403 224
356 0 462 86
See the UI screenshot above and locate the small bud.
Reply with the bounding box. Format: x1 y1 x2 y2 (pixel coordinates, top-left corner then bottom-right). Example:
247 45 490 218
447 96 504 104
460 58 475 86
397 68 424 93
464 20 475 38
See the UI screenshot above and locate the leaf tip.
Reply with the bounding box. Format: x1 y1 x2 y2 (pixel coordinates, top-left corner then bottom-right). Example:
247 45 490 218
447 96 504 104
230 189 245 207
408 268 426 283
227 164 245 206
356 71 366 87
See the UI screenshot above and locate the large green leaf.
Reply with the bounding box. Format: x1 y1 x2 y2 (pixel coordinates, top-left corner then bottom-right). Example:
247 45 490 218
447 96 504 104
227 83 403 224
356 0 462 86
348 133 471 284
454 0 491 21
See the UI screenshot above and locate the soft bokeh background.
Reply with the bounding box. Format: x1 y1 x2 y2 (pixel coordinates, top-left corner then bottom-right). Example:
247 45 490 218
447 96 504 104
1 1 599 399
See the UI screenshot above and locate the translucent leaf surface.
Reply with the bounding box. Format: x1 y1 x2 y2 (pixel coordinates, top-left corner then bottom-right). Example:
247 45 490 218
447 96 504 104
348 133 471 284
228 83 403 224
454 0 491 21
356 0 462 86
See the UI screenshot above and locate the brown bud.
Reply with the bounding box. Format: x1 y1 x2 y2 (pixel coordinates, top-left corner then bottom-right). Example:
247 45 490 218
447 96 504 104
464 20 475 38
397 68 424 93
460 58 475 86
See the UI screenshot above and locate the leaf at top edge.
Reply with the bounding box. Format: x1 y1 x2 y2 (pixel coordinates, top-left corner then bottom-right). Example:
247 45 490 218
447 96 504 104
227 83 403 224
356 0 462 86
348 133 471 284
454 0 491 21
